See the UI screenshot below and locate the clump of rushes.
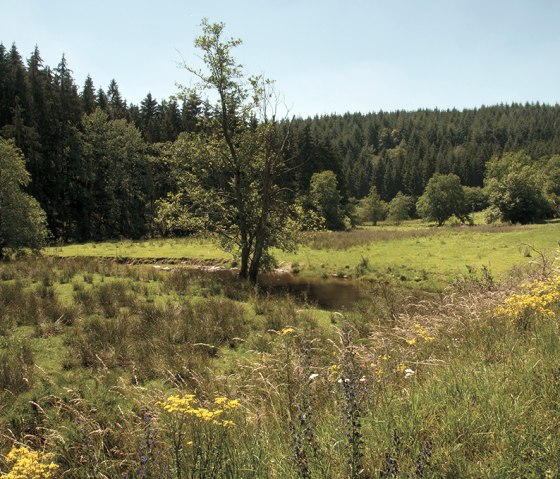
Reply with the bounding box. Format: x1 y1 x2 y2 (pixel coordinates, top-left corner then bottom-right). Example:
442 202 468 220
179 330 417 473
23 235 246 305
158 393 240 479
2 445 59 479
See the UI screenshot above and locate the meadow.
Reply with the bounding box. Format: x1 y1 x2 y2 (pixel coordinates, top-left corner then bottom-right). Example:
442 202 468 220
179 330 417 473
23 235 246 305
2 222 560 477
47 221 560 290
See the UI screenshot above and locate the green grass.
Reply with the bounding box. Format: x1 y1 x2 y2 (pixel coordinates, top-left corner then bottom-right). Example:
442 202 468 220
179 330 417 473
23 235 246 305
47 222 560 291
3 228 560 477
285 223 559 289
46 236 230 262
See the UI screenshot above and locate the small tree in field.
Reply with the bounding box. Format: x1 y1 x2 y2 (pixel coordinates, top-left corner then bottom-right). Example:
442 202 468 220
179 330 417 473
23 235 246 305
484 151 553 224
309 170 344 230
166 20 295 282
416 173 466 226
0 138 48 258
388 192 414 225
357 185 387 226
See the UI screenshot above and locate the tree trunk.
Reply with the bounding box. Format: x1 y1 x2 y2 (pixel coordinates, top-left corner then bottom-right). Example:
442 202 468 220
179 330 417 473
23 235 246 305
239 243 250 279
248 240 264 283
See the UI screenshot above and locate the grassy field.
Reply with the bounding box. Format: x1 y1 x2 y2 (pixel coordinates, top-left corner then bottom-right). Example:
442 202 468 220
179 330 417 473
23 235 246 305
46 221 560 290
2 224 560 477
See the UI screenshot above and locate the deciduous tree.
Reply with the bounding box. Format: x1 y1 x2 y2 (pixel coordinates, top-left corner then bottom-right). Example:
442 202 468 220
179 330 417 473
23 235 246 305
309 170 344 230
388 192 414 225
416 173 466 226
0 138 47 258
167 19 295 282
356 185 387 226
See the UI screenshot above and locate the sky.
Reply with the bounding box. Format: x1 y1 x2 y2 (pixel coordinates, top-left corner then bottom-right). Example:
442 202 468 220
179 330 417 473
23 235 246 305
1 0 560 117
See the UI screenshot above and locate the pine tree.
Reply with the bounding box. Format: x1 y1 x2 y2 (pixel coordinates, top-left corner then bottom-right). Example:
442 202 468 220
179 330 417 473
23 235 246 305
140 92 160 142
81 75 97 114
107 78 126 119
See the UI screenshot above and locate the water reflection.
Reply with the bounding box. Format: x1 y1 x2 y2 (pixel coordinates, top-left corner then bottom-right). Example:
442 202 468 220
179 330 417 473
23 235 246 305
257 272 364 310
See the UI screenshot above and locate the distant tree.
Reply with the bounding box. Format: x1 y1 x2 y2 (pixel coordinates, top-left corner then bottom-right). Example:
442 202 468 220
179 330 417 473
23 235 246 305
81 75 97 114
96 87 108 111
81 109 150 239
309 170 344 230
160 99 182 141
181 92 202 133
357 185 387 225
462 186 489 213
416 173 466 226
0 138 48 258
486 167 551 224
543 154 560 215
107 79 126 119
388 192 414 225
140 93 160 142
485 152 553 223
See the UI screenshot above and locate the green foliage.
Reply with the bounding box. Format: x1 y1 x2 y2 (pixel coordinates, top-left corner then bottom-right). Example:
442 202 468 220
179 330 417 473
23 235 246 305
356 185 387 225
5 41 560 244
416 173 466 226
81 109 150 240
485 152 553 224
462 185 489 213
309 170 345 230
542 154 560 215
387 192 414 225
167 20 296 281
0 139 47 258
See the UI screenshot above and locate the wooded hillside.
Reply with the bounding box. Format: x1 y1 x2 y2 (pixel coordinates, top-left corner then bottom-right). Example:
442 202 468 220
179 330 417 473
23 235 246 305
2 42 560 241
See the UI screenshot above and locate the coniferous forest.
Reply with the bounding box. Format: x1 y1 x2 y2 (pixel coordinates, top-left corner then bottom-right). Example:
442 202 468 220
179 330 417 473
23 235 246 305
2 42 560 243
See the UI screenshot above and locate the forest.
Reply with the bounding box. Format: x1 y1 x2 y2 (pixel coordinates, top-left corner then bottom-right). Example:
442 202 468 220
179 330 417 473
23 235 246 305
2 41 560 247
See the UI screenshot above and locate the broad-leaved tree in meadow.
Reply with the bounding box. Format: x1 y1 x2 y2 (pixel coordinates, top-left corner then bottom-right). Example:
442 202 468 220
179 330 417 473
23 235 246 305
164 20 295 282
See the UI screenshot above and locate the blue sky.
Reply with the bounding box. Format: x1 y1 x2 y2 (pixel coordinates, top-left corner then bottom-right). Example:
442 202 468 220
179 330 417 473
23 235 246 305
1 0 559 117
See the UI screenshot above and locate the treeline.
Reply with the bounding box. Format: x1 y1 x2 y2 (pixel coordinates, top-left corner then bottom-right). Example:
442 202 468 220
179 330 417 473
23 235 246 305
2 42 560 242
0 44 204 241
287 104 560 202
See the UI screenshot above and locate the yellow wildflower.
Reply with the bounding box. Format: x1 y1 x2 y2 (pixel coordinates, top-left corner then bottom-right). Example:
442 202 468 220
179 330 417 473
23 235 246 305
160 393 239 425
497 275 560 323
3 446 59 479
406 338 417 345
280 327 296 335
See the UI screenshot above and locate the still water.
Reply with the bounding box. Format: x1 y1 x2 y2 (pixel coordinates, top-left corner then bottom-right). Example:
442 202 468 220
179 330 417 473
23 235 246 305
256 273 364 310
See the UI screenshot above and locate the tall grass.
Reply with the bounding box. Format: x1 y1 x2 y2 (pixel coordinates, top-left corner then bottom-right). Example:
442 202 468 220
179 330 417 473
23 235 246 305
1 255 560 477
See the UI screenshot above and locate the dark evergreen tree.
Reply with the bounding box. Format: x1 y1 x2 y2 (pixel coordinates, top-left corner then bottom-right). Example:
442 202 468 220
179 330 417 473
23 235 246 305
81 75 97 114
107 78 126 119
181 92 202 133
96 87 108 111
140 92 159 142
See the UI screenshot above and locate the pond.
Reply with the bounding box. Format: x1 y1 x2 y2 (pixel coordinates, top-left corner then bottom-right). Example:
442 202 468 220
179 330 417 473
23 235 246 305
256 272 365 310
189 268 365 310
